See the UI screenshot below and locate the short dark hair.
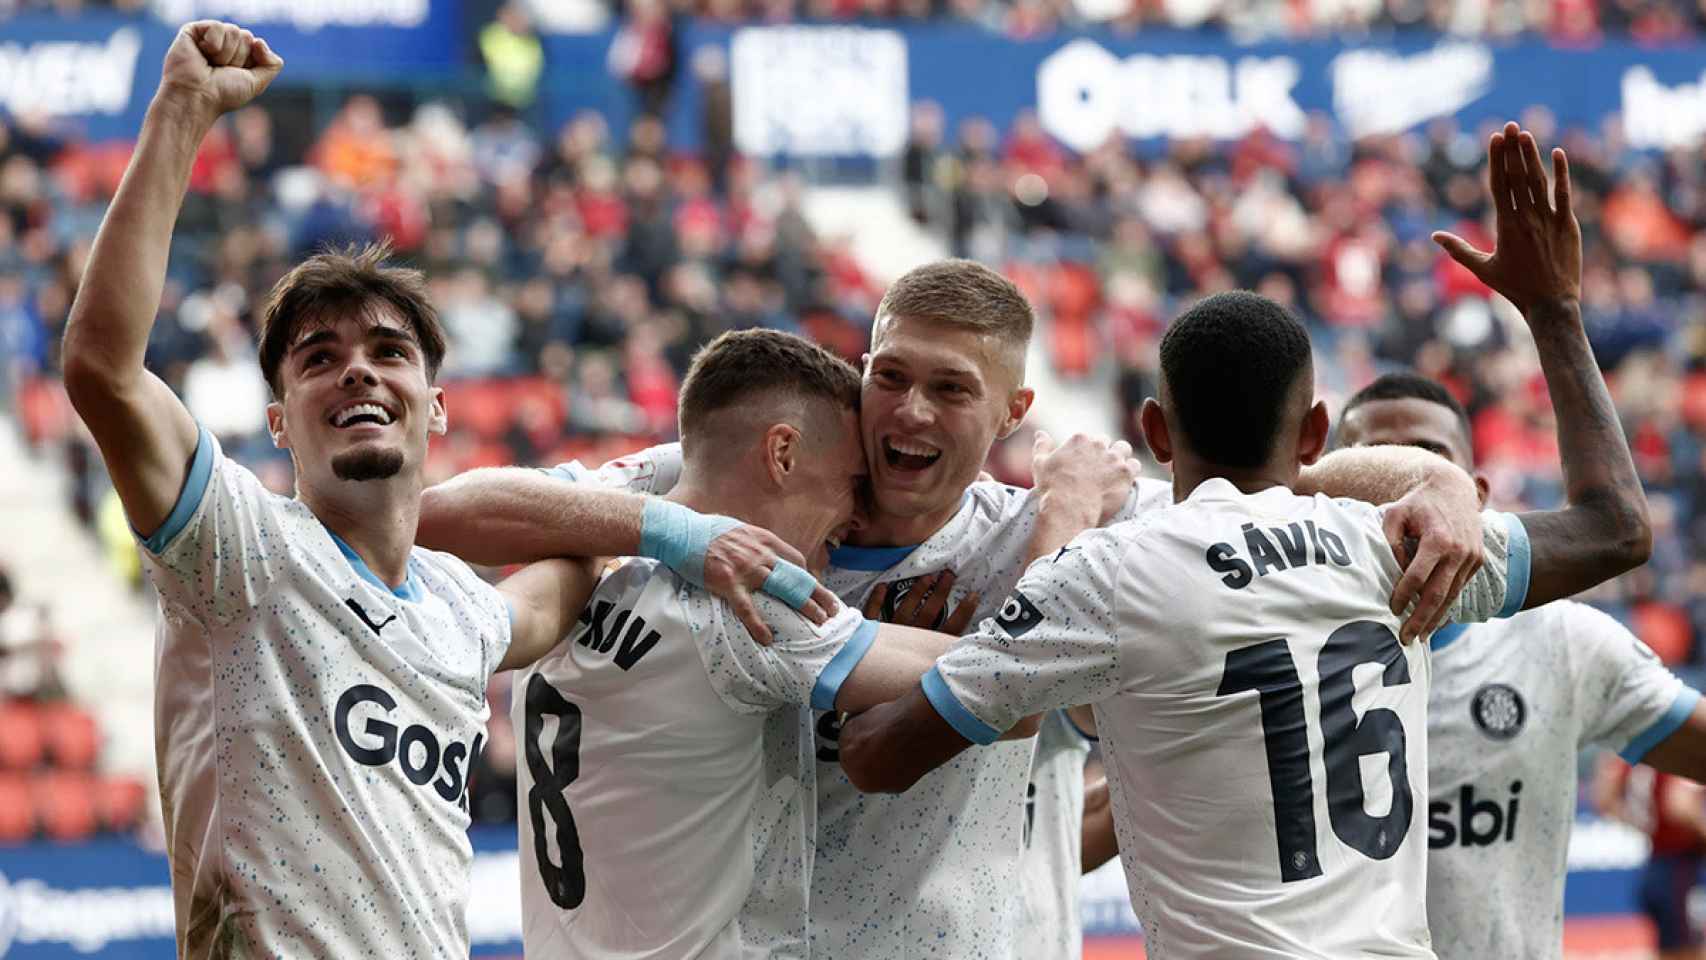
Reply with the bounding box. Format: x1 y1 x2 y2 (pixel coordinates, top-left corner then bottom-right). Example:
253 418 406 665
256 242 446 397
678 329 861 453
875 259 1033 349
1341 372 1473 442
1159 291 1313 469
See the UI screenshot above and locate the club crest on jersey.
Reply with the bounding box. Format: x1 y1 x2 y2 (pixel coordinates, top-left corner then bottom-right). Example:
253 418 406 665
877 574 951 631
1470 683 1526 740
995 591 1043 638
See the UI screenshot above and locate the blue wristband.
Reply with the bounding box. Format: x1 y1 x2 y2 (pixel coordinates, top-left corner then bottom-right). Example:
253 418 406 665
640 499 738 586
763 560 819 610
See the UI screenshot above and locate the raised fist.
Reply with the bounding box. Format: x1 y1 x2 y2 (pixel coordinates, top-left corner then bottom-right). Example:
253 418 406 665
158 21 283 120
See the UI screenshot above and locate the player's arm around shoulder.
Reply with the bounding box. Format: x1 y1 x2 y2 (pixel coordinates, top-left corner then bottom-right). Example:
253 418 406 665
496 557 604 673
841 527 1133 794
63 21 280 539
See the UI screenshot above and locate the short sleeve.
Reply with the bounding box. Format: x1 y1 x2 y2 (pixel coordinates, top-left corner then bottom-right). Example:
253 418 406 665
543 443 683 494
928 526 1132 745
1562 604 1701 762
137 427 296 625
1431 511 1527 624
688 589 876 715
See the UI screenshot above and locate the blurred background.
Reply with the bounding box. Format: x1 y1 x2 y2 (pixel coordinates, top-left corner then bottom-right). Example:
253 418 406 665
2 0 1706 955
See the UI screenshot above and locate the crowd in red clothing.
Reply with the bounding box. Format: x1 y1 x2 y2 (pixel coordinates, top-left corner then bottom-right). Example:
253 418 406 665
3 79 1703 695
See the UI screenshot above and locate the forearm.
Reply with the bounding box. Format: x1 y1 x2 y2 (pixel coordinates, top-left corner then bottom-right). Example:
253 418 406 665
64 96 213 390
418 468 645 565
1026 492 1099 565
1518 300 1652 607
839 688 972 794
1081 773 1118 872
1296 446 1465 506
498 556 603 672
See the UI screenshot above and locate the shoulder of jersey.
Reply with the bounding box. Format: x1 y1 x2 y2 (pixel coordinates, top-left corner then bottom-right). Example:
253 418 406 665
967 479 1034 515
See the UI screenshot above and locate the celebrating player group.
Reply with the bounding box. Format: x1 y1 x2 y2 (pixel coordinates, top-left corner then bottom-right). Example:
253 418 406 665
61 19 1706 960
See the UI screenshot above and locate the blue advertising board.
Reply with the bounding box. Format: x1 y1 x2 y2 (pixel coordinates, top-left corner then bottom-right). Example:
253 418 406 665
543 22 1706 156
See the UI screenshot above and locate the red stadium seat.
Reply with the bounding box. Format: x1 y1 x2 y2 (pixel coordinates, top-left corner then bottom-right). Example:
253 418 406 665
0 774 33 842
33 771 97 842
1632 602 1692 666
43 704 101 771
442 380 514 440
96 776 148 833
0 700 47 771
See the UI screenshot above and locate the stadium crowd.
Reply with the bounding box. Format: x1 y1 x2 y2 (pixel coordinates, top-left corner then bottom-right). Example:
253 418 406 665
8 0 1706 38
3 72 1705 825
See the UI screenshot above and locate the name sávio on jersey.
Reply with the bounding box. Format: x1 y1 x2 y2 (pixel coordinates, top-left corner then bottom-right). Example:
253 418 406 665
1429 782 1523 848
572 599 663 670
334 684 484 809
1205 521 1352 590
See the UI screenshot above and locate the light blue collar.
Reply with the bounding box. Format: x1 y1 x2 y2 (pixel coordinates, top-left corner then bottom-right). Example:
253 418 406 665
832 490 975 572
325 527 425 602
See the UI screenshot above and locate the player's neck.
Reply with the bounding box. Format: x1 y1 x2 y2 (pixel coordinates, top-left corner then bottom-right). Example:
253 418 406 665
301 482 421 588
850 499 959 548
1170 452 1298 503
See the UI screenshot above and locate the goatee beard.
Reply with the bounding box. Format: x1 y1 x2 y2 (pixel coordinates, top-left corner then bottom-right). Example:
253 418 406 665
331 447 405 481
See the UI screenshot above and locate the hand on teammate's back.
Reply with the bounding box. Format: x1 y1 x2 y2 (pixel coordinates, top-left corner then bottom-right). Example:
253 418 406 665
158 21 283 122
863 571 980 634
1433 121 1581 317
702 523 837 646
1381 468 1484 644
1030 432 1142 527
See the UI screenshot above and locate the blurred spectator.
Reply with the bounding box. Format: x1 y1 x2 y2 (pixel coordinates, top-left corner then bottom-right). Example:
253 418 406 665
609 0 679 118
480 2 546 112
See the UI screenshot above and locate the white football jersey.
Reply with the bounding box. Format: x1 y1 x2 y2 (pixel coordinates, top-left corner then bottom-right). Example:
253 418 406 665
930 479 1527 960
513 556 876 960
138 430 512 959
1017 710 1096 960
1425 602 1697 960
590 444 1176 958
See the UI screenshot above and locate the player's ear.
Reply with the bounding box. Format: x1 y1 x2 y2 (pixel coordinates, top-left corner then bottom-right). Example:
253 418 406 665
996 386 1035 440
1474 472 1491 508
266 401 289 449
427 386 448 437
1297 400 1330 466
1139 398 1171 464
763 422 801 486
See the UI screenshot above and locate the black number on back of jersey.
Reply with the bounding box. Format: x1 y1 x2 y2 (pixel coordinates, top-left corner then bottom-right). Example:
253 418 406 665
524 674 587 909
1216 620 1413 883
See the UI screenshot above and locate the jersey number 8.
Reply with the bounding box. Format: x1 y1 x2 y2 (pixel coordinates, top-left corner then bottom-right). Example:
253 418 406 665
1216 620 1413 882
525 675 587 909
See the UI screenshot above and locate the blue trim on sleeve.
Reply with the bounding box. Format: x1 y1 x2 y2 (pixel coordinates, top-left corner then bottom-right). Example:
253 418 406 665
325 527 426 603
140 427 216 554
1620 687 1702 764
1429 622 1470 653
1497 512 1531 618
829 543 921 572
811 618 879 711
541 462 585 483
1061 709 1099 743
921 665 1003 745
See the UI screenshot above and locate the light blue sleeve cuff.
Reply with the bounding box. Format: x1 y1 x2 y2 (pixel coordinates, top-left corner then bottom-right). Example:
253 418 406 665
921 665 1003 745
1620 686 1702 763
1496 512 1531 619
811 618 879 711
1063 710 1099 743
140 427 216 555
541 462 585 483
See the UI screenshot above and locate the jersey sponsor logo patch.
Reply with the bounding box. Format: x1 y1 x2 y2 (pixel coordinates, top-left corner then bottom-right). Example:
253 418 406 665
995 591 1043 638
1471 683 1526 740
875 574 951 631
333 683 484 808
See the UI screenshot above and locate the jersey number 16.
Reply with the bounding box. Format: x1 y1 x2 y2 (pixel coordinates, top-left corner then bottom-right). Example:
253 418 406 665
1216 620 1414 882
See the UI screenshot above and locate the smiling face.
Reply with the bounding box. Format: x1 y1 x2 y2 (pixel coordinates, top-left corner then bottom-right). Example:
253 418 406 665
860 313 1031 538
265 305 446 494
